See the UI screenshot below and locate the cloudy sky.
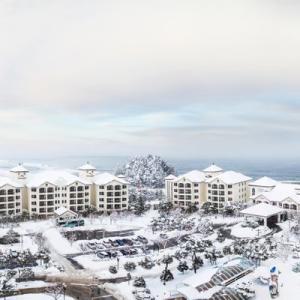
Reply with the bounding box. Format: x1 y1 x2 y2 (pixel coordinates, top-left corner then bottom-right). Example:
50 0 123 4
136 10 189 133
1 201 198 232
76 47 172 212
0 0 300 160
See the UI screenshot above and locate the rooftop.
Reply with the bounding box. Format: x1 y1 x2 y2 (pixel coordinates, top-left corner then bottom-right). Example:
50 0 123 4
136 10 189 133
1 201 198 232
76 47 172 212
207 171 252 184
26 170 90 187
165 174 177 180
78 162 96 171
176 170 206 183
240 203 285 218
249 176 278 187
203 164 223 173
10 164 29 173
0 176 23 188
93 172 128 185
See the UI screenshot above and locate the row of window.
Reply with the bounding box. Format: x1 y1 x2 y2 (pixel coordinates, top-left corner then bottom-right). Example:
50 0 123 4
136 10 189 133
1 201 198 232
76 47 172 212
99 185 127 190
173 183 199 188
0 189 20 195
99 204 127 209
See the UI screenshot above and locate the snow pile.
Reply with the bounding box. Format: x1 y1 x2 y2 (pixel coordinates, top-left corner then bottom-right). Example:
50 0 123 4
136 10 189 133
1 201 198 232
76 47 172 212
116 154 175 188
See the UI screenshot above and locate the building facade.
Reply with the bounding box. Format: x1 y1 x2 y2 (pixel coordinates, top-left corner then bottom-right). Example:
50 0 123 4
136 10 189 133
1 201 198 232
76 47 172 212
0 163 130 217
165 165 252 210
0 178 23 216
92 173 129 212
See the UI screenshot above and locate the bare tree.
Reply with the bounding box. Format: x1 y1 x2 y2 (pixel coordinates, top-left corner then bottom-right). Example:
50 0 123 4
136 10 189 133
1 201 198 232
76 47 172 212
45 283 64 300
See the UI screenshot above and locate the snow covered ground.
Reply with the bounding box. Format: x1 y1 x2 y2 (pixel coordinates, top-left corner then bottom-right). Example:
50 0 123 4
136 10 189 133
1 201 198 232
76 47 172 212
2 209 300 299
7 294 74 300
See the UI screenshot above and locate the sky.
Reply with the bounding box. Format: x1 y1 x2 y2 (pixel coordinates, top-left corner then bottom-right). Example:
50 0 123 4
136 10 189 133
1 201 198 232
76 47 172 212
0 0 300 161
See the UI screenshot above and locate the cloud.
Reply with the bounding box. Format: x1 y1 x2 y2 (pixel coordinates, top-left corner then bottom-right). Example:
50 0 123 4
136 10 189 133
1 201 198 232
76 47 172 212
0 0 299 159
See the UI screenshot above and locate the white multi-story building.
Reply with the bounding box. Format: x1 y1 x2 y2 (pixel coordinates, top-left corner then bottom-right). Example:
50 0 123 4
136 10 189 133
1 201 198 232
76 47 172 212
165 164 252 210
251 182 300 212
26 170 91 217
171 171 206 209
248 176 278 197
0 162 130 217
0 177 23 216
92 173 129 212
206 171 252 210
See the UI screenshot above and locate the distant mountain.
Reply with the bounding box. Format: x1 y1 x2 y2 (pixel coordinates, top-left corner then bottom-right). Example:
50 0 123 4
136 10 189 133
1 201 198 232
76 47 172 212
116 154 175 188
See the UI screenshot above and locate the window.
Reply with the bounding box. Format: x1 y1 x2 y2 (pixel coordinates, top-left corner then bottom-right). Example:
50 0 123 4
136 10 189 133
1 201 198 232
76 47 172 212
252 188 255 196
228 185 232 188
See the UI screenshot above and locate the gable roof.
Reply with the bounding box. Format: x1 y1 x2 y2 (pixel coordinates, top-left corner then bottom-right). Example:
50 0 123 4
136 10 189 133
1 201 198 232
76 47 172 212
0 177 23 188
203 164 223 173
241 203 285 217
26 170 90 187
10 164 29 173
54 207 78 217
165 174 177 180
78 162 96 171
249 176 278 187
254 183 300 204
93 172 128 185
175 170 206 183
207 170 252 184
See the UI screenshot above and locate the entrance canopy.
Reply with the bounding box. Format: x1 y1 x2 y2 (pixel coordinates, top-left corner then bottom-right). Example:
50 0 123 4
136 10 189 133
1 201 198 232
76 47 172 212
241 203 284 218
241 203 285 227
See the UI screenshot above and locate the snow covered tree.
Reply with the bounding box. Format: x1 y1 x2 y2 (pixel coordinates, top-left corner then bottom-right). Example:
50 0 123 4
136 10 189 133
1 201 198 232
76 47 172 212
177 261 189 273
45 283 65 300
109 266 118 274
116 154 175 188
133 276 146 288
160 268 174 285
124 262 137 271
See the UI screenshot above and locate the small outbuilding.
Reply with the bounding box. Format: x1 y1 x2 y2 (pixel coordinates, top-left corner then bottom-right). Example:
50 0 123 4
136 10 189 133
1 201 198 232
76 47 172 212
54 207 78 225
240 203 286 227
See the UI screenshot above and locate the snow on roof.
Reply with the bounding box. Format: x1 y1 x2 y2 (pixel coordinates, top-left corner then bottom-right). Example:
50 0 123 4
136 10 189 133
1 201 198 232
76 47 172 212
183 268 217 288
0 176 23 188
207 170 252 184
93 172 128 185
176 170 206 183
249 176 278 187
78 162 96 171
10 164 29 173
26 170 90 187
54 207 77 216
176 285 202 300
203 163 223 173
254 183 300 204
165 174 177 180
240 203 285 217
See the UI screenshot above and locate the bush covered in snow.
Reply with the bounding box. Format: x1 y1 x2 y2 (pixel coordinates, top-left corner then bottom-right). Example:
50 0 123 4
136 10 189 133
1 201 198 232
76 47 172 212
124 262 137 271
116 154 175 188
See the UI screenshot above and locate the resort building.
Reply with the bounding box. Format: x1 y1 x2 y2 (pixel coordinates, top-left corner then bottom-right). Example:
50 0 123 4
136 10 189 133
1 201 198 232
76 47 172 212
165 165 252 210
171 170 206 209
92 173 129 212
248 176 278 197
26 170 91 217
0 177 23 216
165 174 177 202
207 171 252 210
251 183 300 211
203 163 223 177
0 162 130 217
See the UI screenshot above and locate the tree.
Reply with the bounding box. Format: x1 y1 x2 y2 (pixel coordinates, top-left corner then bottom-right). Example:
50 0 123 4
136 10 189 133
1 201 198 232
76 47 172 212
132 195 146 215
45 284 64 300
177 261 189 274
124 262 136 272
133 276 146 288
